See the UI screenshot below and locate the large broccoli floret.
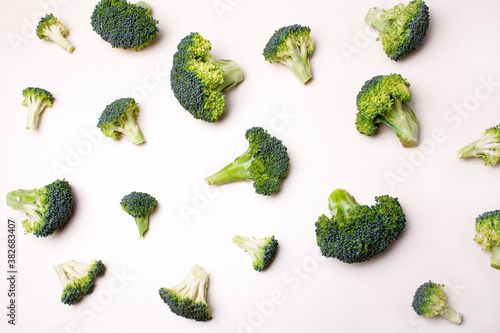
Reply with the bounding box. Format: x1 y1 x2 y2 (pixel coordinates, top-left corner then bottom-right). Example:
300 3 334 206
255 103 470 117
205 127 290 196
356 74 419 148
36 13 75 53
315 189 406 263
412 281 463 325
21 87 54 130
263 24 314 84
232 235 278 272
457 125 500 166
365 0 429 61
6 179 74 237
97 97 145 144
90 0 159 51
54 260 105 305
474 210 500 269
120 191 157 239
170 32 244 122
158 264 211 322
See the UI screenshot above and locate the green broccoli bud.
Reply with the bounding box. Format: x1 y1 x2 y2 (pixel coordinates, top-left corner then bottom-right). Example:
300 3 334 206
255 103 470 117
412 281 463 324
21 87 54 130
36 13 74 53
120 191 157 239
97 98 146 144
474 210 500 269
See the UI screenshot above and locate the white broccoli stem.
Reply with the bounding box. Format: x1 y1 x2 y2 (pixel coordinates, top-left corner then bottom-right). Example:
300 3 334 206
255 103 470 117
25 99 51 129
440 307 463 325
491 245 500 269
43 25 74 53
364 7 389 31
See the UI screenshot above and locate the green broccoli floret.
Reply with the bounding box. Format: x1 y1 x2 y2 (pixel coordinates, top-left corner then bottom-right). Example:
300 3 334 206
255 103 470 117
205 127 290 196
120 191 157 239
90 0 159 51
263 24 314 84
6 179 73 237
474 210 500 269
457 125 500 166
170 32 243 122
54 260 105 305
365 0 429 61
21 87 54 130
315 189 406 263
356 74 419 148
412 281 463 325
158 264 211 322
232 235 278 272
97 98 146 144
36 13 74 53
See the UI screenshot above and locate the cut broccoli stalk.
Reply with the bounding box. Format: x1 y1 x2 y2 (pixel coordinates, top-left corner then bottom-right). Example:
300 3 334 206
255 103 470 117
457 127 500 165
279 38 313 84
210 58 244 91
42 24 74 52
364 8 390 31
491 245 500 269
377 99 418 148
328 188 359 219
204 152 252 185
441 308 463 325
6 189 43 234
115 113 145 145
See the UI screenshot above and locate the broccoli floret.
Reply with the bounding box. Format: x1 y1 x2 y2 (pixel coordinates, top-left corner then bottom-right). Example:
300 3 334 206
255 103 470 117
36 13 74 53
457 125 500 166
21 87 54 130
6 179 73 237
170 32 243 122
97 98 146 144
205 127 290 196
474 210 500 269
315 189 406 263
263 24 314 84
356 74 419 148
365 0 429 61
158 264 211 322
232 235 278 272
412 281 463 325
120 191 157 239
90 0 159 51
54 260 105 305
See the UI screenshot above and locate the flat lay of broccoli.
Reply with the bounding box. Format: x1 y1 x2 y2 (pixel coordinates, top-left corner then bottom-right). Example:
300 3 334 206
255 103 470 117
6 179 73 237
170 32 244 122
263 24 314 84
412 281 463 325
474 210 500 269
54 260 105 305
365 0 429 61
21 87 54 130
232 235 278 272
36 13 75 53
97 97 145 144
120 191 157 239
457 124 500 166
159 264 211 322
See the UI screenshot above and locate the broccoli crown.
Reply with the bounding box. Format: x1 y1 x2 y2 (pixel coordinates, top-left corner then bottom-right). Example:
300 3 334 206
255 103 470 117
120 191 157 239
97 97 145 144
21 87 54 129
205 126 290 196
315 189 405 263
263 24 314 84
90 0 159 51
412 281 447 317
365 0 429 61
170 32 243 122
6 179 73 237
54 260 105 305
356 74 419 148
158 264 211 322
36 13 74 53
232 235 278 271
457 125 500 166
475 210 500 250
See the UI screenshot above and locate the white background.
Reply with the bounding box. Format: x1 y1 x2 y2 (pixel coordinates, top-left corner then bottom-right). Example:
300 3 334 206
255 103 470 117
1 0 500 332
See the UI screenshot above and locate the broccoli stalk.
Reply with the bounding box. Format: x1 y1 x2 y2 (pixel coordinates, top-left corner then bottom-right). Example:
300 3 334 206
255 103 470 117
364 8 389 31
377 98 419 148
54 260 105 305
328 188 359 218
21 87 54 130
232 235 278 272
457 125 500 165
491 245 500 269
204 152 253 185
211 58 244 91
412 281 463 325
36 14 74 53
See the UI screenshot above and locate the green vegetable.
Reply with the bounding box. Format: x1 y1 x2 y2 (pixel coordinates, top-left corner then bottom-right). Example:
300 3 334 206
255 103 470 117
458 125 500 166
36 13 74 53
97 97 146 144
120 191 157 239
412 281 463 325
54 260 105 305
21 87 54 130
232 235 278 271
475 210 500 269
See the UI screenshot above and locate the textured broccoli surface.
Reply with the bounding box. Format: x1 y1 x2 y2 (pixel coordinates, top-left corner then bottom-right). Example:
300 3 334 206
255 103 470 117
412 281 463 324
458 125 500 166
97 97 145 144
54 260 105 305
36 13 74 53
21 87 54 130
232 235 278 271
474 210 500 269
120 191 157 239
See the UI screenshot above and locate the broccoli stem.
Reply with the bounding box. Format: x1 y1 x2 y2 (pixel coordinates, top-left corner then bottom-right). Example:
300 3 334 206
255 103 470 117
457 135 499 161
6 190 42 233
205 152 253 185
25 100 48 129
43 26 74 53
490 245 500 269
116 112 145 144
364 7 389 31
377 99 418 148
440 307 463 325
134 216 149 239
328 189 360 219
278 39 312 84
210 59 244 91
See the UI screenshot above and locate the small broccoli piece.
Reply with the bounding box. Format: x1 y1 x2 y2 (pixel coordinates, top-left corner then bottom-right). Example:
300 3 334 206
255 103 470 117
365 0 429 61
120 191 157 239
457 125 500 166
356 74 419 148
170 32 244 122
315 189 406 263
90 0 159 51
158 264 211 322
474 210 500 269
6 179 73 237
36 13 74 53
97 97 145 144
21 87 54 130
412 281 463 325
54 260 105 305
263 24 314 84
232 235 278 272
205 127 290 196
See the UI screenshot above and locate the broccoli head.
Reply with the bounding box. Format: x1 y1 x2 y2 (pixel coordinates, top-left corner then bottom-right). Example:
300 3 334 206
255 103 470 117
457 125 500 166
205 127 290 196
6 179 74 237
232 235 278 272
315 189 406 263
170 32 244 122
263 24 314 84
158 264 211 322
412 281 463 325
54 260 105 305
474 210 500 269
365 0 429 61
97 97 146 144
90 0 159 51
36 13 75 53
356 74 419 148
21 87 54 130
120 191 157 239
